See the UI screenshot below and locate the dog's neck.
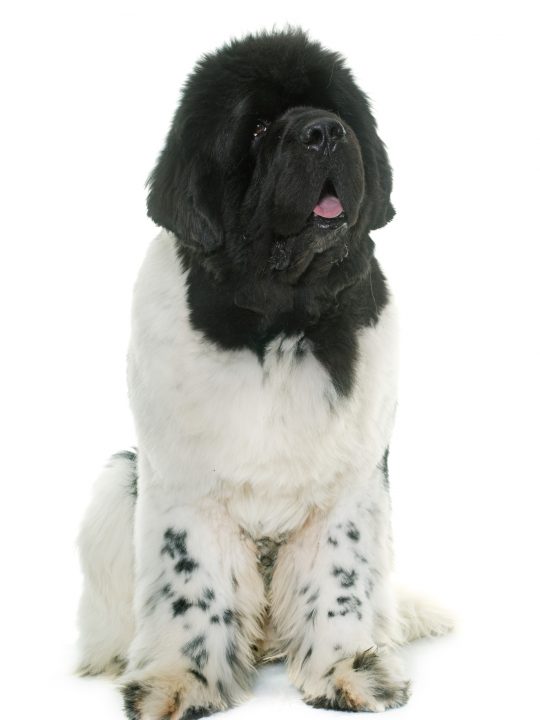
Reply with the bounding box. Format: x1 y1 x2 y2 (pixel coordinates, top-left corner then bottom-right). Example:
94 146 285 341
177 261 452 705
176 236 388 397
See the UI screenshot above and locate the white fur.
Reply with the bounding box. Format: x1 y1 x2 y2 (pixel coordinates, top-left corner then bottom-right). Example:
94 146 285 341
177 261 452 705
128 231 399 534
77 455 136 677
78 230 452 717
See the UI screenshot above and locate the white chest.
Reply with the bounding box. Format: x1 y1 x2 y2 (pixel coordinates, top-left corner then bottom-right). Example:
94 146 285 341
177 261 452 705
128 232 398 537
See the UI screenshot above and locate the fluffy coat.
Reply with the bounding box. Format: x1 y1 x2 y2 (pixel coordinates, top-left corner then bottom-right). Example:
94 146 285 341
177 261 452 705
77 29 452 719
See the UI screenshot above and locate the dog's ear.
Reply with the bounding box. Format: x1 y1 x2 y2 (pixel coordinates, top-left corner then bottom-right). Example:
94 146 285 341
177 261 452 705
341 82 395 232
146 129 223 253
365 134 395 230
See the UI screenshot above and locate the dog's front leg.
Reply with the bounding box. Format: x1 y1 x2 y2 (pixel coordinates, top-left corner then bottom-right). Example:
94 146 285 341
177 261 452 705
121 462 265 720
271 463 410 712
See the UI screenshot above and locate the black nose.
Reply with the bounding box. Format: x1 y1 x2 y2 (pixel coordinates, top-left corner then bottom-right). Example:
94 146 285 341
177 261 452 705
299 118 346 152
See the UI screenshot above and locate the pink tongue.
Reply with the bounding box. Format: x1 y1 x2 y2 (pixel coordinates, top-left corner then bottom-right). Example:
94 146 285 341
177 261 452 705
313 194 343 219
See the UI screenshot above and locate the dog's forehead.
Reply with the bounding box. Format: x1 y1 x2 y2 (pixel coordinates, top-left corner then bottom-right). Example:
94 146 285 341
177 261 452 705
206 73 342 133
188 36 349 119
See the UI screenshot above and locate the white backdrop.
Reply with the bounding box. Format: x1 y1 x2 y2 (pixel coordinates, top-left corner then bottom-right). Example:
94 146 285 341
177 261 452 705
1 1 539 718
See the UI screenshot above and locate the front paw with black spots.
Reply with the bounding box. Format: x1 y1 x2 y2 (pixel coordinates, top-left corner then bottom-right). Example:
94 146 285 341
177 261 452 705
121 670 226 720
303 649 410 713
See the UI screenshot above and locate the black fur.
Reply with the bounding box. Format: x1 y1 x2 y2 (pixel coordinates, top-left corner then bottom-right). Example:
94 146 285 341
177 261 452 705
161 528 188 558
172 596 192 616
181 706 217 720
146 29 393 397
182 634 208 670
222 609 235 625
307 688 358 712
188 669 208 687
332 565 358 588
301 646 313 668
379 446 390 490
309 651 410 712
111 449 138 497
161 528 199 581
202 588 215 602
122 682 148 720
145 583 174 615
175 557 199 575
334 594 363 619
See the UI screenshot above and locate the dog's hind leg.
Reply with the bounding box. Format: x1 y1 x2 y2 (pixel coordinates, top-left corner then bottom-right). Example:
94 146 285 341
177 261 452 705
76 450 138 677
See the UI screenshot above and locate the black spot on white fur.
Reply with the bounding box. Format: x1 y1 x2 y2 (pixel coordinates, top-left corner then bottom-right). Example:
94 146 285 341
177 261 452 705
182 634 208 669
196 588 215 612
110 448 138 498
332 566 358 588
222 609 234 625
334 594 363 619
307 651 410 712
172 596 192 616
353 650 411 706
188 669 208 687
181 706 218 720
345 521 360 542
301 646 313 668
161 528 199 578
161 528 188 558
378 447 390 490
145 583 174 615
121 682 148 720
365 576 375 599
175 557 199 575
202 588 215 602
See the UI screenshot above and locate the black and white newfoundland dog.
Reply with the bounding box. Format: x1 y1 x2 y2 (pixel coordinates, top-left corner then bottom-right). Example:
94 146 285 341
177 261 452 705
77 29 452 718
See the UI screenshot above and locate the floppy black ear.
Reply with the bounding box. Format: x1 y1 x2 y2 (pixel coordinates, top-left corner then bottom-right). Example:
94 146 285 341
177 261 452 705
366 134 395 230
340 81 395 232
146 129 223 253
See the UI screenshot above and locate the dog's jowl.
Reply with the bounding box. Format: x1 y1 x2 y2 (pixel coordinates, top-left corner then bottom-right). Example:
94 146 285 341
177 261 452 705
77 29 452 719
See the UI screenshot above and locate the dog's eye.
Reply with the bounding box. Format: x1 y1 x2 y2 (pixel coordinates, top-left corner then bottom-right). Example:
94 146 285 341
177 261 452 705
252 119 270 140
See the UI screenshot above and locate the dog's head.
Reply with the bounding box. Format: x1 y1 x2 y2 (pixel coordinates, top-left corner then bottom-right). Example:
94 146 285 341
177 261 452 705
147 29 393 320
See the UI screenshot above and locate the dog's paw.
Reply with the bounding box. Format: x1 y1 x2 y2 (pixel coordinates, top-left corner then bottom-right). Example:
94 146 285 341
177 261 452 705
121 670 226 720
304 649 410 713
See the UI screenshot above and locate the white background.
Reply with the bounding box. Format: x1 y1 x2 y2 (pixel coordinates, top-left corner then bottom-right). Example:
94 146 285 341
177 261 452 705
1 1 539 718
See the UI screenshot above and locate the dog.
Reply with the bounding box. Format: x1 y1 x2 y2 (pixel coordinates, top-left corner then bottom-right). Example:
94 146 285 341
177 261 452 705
77 29 452 718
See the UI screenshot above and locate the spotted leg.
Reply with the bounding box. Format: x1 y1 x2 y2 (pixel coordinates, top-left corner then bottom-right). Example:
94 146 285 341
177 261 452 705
121 461 265 720
271 466 410 712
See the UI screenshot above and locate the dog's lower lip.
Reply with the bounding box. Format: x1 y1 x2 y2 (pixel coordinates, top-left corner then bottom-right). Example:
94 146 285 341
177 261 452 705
311 211 347 228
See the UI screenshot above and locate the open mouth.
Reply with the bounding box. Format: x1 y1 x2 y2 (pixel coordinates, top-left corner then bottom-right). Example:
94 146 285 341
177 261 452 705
311 179 346 228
